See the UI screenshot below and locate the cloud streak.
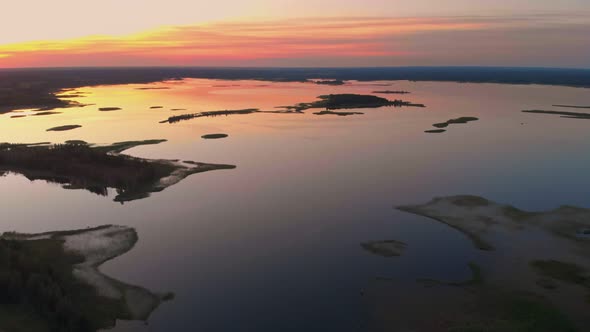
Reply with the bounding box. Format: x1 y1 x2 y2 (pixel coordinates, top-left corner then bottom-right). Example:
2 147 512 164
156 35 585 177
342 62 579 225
1 15 589 68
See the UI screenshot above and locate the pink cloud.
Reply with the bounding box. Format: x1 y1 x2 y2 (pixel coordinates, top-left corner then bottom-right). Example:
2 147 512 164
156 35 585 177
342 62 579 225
0 15 588 68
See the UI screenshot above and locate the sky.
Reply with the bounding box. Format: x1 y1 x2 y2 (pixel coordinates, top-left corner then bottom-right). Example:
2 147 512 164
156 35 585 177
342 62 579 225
1 0 589 68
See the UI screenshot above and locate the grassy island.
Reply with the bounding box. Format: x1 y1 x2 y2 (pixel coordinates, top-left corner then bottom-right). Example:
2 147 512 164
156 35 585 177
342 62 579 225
201 133 229 139
432 116 479 128
295 94 425 111
426 116 479 133
0 140 235 202
161 94 425 123
313 79 346 85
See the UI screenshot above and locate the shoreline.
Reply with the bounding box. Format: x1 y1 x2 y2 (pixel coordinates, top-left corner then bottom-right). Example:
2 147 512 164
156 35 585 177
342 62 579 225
1 225 173 330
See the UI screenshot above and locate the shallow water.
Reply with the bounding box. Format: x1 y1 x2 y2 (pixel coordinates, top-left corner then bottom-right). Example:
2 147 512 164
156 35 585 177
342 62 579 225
1 79 590 331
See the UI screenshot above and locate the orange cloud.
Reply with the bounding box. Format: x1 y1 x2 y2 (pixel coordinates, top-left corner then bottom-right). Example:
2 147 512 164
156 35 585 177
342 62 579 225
1 15 589 68
0 17 486 67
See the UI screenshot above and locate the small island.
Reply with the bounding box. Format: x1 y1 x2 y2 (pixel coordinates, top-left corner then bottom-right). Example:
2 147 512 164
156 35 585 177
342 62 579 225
425 129 446 133
426 116 479 133
314 79 346 86
33 111 62 116
135 87 171 90
0 140 236 202
0 225 173 332
313 110 364 116
46 125 82 132
553 104 590 109
201 133 229 139
432 116 479 128
522 109 590 119
372 90 410 94
161 108 259 124
297 94 425 111
162 94 425 123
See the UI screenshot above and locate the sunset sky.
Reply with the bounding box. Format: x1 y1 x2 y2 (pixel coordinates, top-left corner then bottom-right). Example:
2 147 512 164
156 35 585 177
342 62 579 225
1 0 590 68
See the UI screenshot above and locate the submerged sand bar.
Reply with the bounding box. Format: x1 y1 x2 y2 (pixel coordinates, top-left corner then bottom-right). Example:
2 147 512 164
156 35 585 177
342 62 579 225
388 195 590 330
398 195 590 251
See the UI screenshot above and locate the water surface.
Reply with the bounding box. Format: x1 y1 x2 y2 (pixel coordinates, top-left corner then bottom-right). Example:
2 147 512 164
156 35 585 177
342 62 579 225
1 79 589 331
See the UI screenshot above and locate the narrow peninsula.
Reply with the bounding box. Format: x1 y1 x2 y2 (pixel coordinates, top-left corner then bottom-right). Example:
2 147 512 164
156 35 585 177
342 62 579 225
0 140 236 202
0 225 173 332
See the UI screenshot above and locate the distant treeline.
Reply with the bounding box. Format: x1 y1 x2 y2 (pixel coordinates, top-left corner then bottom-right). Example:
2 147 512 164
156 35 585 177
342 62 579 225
1 67 589 111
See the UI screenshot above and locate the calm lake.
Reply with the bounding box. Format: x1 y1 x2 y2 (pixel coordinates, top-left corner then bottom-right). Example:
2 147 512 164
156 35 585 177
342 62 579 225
1 79 589 331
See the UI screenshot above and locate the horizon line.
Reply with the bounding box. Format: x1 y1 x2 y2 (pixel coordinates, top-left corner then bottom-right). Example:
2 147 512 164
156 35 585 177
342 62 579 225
1 65 590 71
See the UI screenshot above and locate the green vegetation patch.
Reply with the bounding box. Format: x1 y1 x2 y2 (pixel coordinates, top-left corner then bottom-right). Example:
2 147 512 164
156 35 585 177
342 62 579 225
416 262 577 332
0 142 175 199
0 140 235 202
0 237 129 332
448 291 577 332
530 260 589 287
